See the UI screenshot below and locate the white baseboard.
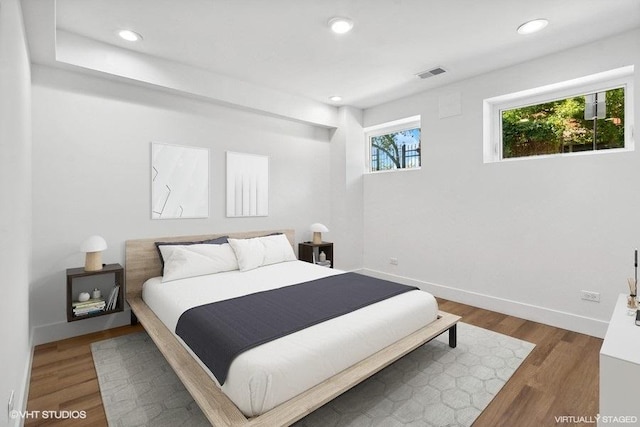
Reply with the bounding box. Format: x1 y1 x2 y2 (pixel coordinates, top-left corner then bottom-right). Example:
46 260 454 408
31 309 131 346
8 331 35 427
362 268 609 338
18 310 131 426
15 333 35 427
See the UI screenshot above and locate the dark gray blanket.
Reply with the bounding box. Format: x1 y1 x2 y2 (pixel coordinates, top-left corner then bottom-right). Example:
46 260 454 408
175 272 418 384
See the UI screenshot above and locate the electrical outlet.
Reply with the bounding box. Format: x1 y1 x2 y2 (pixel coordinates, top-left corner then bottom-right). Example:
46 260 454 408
390 257 398 265
581 290 600 302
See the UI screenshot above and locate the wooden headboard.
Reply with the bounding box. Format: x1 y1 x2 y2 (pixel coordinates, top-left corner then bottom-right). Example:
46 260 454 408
124 229 295 301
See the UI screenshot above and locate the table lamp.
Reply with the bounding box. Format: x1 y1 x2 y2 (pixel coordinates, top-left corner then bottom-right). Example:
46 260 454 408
80 235 108 271
310 223 329 244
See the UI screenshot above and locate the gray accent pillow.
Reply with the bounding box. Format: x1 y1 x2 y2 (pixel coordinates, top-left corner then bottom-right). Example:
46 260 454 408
154 236 229 266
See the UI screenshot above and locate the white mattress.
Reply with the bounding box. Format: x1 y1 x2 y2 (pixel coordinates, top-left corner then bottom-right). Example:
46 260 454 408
142 260 438 417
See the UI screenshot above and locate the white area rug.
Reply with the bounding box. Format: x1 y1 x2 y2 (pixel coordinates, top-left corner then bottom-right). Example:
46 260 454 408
92 322 534 426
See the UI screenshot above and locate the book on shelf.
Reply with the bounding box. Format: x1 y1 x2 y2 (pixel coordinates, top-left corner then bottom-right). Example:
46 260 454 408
72 298 105 308
74 306 105 315
73 300 105 316
73 301 105 310
106 285 120 311
74 308 105 317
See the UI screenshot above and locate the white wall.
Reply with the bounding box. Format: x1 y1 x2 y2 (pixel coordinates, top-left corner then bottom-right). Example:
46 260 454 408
26 7 637 351
0 0 32 424
362 28 640 338
329 106 365 270
30 65 333 344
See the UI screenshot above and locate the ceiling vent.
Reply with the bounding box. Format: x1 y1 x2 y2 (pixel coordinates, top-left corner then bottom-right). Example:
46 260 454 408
416 67 446 79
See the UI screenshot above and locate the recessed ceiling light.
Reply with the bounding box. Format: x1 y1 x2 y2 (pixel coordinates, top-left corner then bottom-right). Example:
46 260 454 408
329 95 343 102
118 29 143 42
328 17 354 34
517 18 548 35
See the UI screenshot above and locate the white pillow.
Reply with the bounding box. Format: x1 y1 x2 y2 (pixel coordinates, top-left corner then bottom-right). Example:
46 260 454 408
227 237 266 272
260 234 297 266
159 243 239 282
228 234 296 272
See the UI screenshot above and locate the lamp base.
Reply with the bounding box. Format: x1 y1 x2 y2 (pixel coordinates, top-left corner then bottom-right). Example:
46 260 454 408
312 232 322 244
85 252 103 271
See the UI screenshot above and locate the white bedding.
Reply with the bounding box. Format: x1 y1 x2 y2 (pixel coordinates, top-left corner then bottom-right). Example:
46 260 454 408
142 260 438 417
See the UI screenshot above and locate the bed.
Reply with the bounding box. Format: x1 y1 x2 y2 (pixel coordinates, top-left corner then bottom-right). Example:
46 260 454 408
125 229 460 426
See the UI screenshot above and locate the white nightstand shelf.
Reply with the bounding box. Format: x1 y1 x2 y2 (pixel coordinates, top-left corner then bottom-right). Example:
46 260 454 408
599 294 640 426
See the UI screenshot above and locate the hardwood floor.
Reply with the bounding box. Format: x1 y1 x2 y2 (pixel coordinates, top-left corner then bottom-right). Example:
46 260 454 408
25 300 602 426
437 299 602 427
25 324 144 427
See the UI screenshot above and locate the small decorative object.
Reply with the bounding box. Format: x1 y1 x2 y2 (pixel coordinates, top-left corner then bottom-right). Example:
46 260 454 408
92 288 101 299
628 283 637 312
628 277 637 300
632 248 638 288
78 292 90 302
627 249 638 316
627 249 638 314
628 277 637 313
319 251 327 262
310 223 329 244
80 235 108 271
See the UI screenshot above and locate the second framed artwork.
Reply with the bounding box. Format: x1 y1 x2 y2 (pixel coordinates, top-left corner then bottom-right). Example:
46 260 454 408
226 151 269 217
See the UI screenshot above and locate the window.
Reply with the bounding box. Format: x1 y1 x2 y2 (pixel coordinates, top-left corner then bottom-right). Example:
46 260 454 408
365 116 421 172
502 87 625 158
484 66 634 162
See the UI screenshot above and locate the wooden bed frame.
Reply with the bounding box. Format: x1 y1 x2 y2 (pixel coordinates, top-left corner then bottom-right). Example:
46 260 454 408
125 229 460 427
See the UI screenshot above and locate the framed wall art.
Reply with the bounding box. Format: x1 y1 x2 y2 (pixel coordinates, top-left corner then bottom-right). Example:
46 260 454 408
226 151 269 217
151 142 209 219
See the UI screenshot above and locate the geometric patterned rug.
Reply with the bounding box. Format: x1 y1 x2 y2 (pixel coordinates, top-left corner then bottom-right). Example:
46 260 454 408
91 323 534 426
92 332 208 427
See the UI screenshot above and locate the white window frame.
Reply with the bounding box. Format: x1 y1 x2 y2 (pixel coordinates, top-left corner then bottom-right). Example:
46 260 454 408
483 66 635 163
364 115 421 173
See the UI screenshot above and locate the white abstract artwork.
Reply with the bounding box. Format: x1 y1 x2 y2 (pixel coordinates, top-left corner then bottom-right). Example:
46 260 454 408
226 151 269 217
151 142 209 219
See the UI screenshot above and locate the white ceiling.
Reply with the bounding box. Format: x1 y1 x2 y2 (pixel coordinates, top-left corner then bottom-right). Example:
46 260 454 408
42 0 640 109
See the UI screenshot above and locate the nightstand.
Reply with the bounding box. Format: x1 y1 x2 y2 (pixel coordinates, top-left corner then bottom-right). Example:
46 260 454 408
600 294 640 423
298 242 333 268
66 263 124 322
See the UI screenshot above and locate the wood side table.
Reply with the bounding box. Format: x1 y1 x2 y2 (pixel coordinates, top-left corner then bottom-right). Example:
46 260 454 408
66 263 124 322
298 242 333 268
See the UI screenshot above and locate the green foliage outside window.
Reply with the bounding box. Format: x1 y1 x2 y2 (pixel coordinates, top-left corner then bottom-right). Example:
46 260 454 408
502 88 625 158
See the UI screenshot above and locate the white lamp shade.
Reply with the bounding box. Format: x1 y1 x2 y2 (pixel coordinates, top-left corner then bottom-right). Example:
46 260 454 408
310 223 329 233
310 223 329 244
80 235 108 253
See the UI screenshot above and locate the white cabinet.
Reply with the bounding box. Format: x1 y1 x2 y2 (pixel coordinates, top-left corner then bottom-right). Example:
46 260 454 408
599 294 640 426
